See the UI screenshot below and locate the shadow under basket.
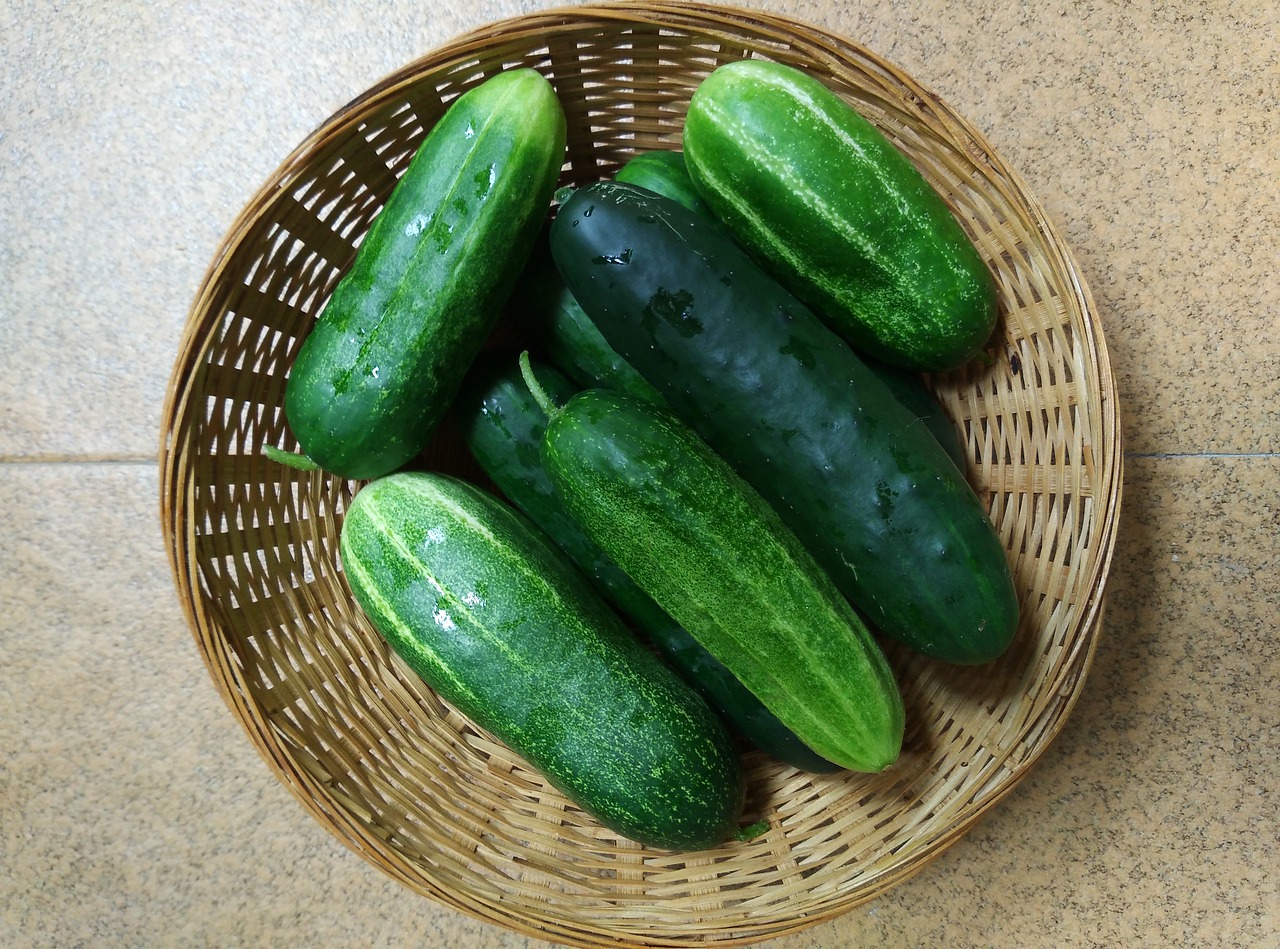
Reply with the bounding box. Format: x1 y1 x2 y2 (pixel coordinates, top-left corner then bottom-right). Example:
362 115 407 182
159 3 1123 946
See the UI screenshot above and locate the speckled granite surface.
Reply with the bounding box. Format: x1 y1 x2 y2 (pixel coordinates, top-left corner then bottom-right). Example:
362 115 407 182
2 1 1275 946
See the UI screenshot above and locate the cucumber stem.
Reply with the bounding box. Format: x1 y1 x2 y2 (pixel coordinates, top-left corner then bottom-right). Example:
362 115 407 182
263 444 322 471
733 819 771 842
519 350 560 420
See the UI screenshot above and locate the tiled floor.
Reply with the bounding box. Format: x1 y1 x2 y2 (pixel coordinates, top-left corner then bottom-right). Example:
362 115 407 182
3 2 1275 946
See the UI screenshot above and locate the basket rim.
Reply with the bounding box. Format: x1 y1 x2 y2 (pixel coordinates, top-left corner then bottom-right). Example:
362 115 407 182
157 3 1124 946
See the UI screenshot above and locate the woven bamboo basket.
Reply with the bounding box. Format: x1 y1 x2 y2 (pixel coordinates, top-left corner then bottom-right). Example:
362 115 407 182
159 2 1122 945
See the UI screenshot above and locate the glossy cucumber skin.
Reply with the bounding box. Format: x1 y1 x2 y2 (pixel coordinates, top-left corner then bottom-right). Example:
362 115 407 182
616 150 713 217
284 69 567 479
550 181 1018 665
457 353 593 560
512 150 716 404
539 388 905 773
529 150 966 469
683 59 998 372
862 357 969 472
514 233 665 403
456 352 838 772
339 471 745 850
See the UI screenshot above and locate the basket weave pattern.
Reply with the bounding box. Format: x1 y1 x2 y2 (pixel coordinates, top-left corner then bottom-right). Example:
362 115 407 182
160 4 1122 945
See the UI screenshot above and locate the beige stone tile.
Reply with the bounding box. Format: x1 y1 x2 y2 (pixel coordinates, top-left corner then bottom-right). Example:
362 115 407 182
0 462 537 947
847 3 1280 457
7 1 1274 462
0 2 560 461
764 453 1278 947
5 0 1278 946
5 453 1273 947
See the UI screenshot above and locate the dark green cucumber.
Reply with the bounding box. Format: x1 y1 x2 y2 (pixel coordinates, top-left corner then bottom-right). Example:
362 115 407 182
527 380 904 773
513 233 664 403
550 181 1018 665
512 150 717 404
518 202 968 470
683 59 998 371
616 150 713 217
283 69 567 479
457 351 662 610
456 352 838 772
339 471 744 850
862 357 969 472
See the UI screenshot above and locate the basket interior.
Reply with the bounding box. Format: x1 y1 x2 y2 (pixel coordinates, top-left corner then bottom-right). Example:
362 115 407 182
160 4 1121 946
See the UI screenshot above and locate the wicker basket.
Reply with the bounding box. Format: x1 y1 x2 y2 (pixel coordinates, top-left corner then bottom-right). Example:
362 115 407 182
159 3 1122 945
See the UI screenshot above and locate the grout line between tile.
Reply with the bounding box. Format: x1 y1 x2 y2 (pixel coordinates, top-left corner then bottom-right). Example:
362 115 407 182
1124 451 1278 459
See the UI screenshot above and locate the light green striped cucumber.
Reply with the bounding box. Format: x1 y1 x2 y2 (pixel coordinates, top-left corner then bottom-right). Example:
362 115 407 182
525 366 905 773
456 351 838 772
282 69 566 478
683 59 999 371
339 471 745 850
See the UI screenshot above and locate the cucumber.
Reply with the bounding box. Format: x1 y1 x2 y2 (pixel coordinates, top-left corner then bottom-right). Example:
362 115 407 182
683 59 998 371
523 369 904 773
283 69 567 479
522 148 968 469
513 233 665 403
629 624 840 774
457 352 599 569
549 181 1018 665
615 150 713 217
339 471 745 850
511 149 717 404
456 351 838 772
862 357 969 472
